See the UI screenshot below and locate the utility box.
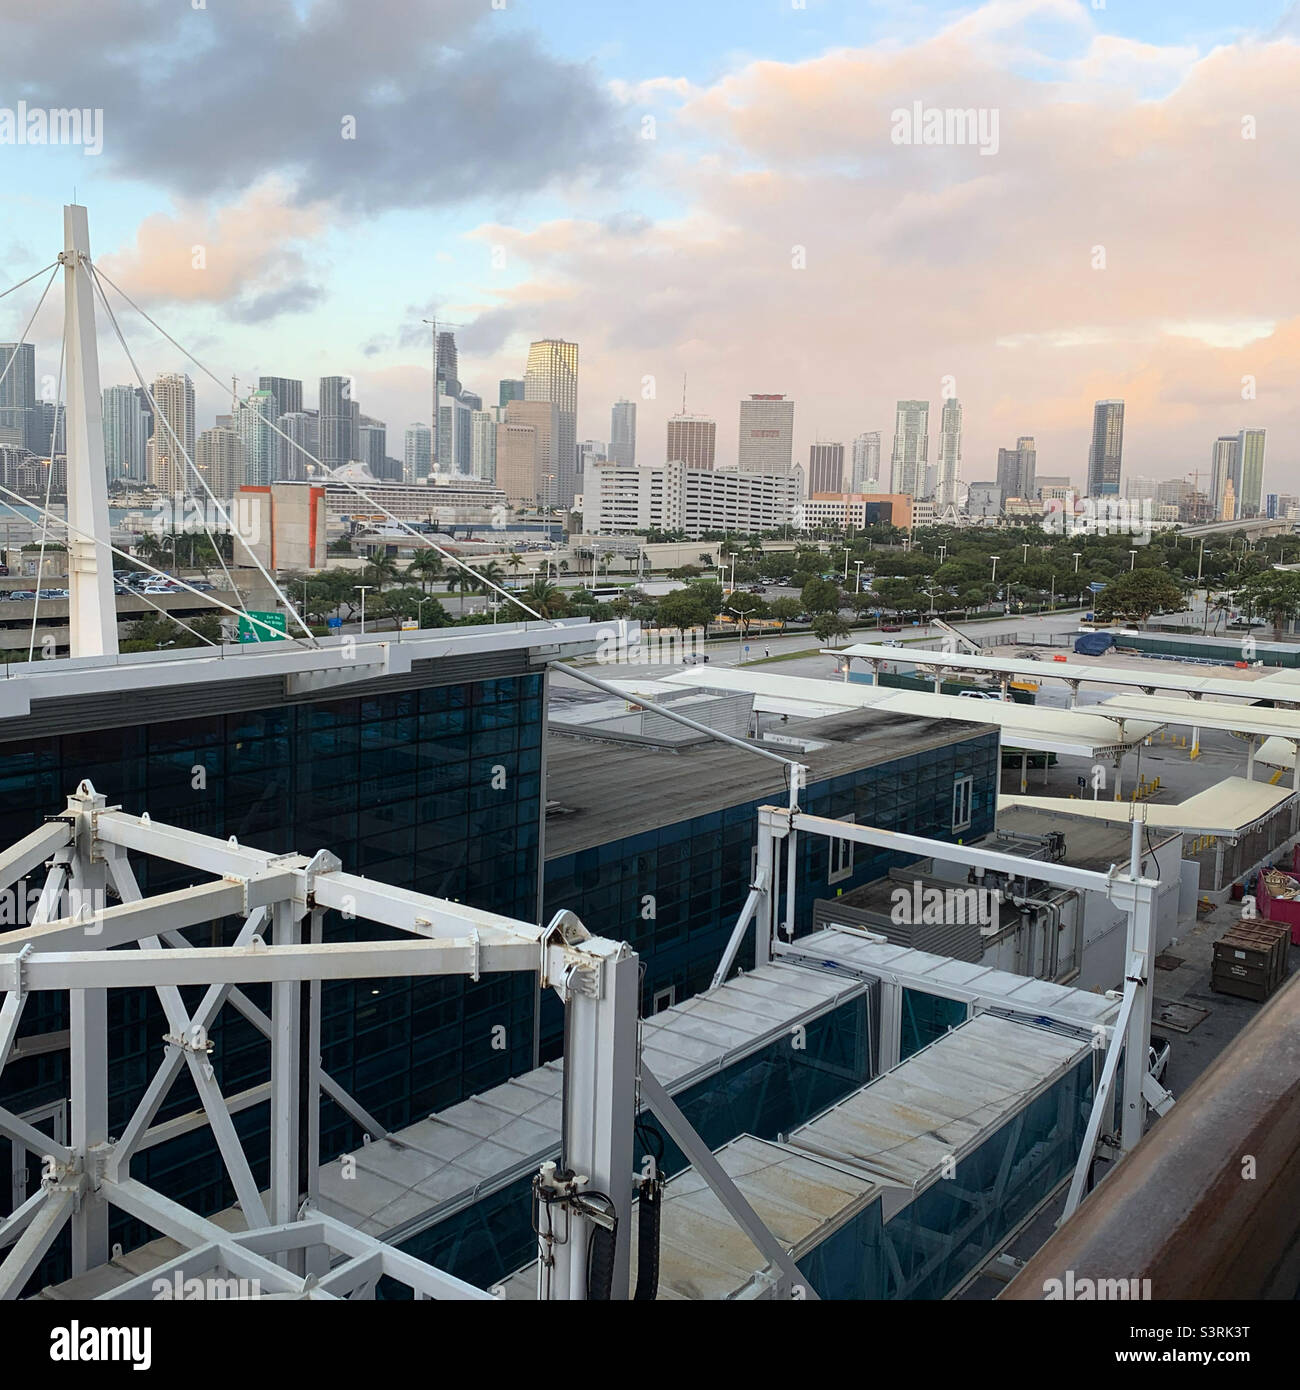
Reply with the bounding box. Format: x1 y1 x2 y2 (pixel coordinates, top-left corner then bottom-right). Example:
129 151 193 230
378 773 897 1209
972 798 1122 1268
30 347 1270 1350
1211 921 1289 1002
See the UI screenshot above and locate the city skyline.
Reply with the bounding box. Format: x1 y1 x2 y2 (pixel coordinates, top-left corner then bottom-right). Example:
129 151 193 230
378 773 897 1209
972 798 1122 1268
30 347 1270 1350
1 1 1295 494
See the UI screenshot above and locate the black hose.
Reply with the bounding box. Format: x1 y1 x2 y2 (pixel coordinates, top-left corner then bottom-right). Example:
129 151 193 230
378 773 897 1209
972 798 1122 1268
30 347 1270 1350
586 1222 616 1301
633 1179 663 1301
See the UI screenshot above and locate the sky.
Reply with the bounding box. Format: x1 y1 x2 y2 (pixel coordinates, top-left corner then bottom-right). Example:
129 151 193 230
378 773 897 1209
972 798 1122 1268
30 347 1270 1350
1 0 1299 494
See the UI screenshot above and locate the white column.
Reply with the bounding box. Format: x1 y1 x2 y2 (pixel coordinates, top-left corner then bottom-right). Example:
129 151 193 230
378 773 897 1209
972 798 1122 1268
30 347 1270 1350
61 205 118 658
1120 817 1157 1153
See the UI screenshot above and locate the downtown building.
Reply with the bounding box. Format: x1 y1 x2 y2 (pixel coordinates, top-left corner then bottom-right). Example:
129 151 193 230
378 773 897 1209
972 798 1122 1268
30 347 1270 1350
798 492 915 532
851 432 883 491
101 384 150 483
737 394 795 474
667 412 717 470
995 437 1037 502
935 399 962 504
609 399 637 467
148 372 196 493
807 441 846 494
524 340 578 505
889 400 929 497
1087 400 1124 496
588 460 800 538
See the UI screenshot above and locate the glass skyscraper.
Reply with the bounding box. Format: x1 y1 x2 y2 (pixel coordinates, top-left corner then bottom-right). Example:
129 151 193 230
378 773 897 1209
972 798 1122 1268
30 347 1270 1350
1087 399 1124 497
524 340 579 506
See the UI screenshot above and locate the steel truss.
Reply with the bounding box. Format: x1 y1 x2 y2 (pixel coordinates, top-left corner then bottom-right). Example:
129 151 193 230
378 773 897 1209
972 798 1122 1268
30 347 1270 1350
0 781 651 1300
716 801 1172 1220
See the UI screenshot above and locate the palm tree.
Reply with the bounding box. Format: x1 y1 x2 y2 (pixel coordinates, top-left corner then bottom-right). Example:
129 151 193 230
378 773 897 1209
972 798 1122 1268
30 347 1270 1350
512 578 566 620
406 549 444 593
600 551 615 579
506 551 524 581
363 551 400 592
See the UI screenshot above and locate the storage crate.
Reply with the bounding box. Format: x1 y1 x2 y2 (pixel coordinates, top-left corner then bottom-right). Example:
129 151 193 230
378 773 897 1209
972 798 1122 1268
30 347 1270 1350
1211 921 1290 1002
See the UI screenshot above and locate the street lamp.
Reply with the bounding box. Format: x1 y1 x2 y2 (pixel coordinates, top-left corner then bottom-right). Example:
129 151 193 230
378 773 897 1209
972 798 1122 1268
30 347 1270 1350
1021 543 1030 564
1072 552 1081 573
990 555 1001 583
854 559 864 593
355 584 373 634
841 546 851 581
415 595 433 629
1129 549 1138 571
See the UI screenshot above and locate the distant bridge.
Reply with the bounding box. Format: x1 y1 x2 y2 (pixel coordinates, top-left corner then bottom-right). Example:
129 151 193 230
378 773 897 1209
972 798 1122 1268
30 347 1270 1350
1179 516 1295 541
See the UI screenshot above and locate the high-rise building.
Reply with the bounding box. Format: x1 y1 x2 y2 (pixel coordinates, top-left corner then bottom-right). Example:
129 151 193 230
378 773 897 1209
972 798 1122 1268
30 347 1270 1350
499 379 526 408
196 426 243 498
404 424 432 482
33 400 65 459
436 391 473 475
936 399 962 504
1237 428 1266 518
1086 400 1124 497
506 399 558 506
257 376 303 425
1210 435 1239 517
807 442 846 494
850 432 882 491
0 342 36 451
102 385 149 483
524 340 579 505
237 389 277 487
318 376 357 469
495 421 540 508
437 332 460 399
277 412 317 481
590 460 800 538
609 399 637 468
667 413 717 470
889 400 929 496
358 417 388 477
737 395 794 474
1220 477 1237 522
470 410 498 483
994 436 1036 501
149 372 196 492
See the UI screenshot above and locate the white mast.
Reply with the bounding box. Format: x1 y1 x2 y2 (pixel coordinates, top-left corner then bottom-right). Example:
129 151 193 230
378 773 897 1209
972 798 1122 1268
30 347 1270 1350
61 204 118 657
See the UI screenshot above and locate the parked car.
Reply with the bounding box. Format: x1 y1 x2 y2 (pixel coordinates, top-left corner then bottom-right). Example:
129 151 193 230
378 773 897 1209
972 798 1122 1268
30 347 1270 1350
958 690 1003 701
880 623 902 633
8 590 35 600
1148 1033 1171 1084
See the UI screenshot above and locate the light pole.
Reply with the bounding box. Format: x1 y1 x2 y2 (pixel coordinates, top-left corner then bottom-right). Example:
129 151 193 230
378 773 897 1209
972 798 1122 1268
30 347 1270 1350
355 585 373 634
1021 543 1030 564
990 555 1000 583
841 546 851 581
1072 552 1081 573
854 559 864 593
1129 548 1138 571
416 595 432 629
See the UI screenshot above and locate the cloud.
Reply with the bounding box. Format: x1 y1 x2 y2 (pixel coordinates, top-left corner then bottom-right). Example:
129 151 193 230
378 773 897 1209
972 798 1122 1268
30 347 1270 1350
0 0 638 212
444 14 1300 491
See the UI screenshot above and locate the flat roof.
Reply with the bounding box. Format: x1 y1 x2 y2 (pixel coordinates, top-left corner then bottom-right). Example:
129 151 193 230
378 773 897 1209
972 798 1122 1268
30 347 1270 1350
835 642 1297 702
1092 692 1300 739
652 668 1162 760
1000 776 1295 838
544 703 986 859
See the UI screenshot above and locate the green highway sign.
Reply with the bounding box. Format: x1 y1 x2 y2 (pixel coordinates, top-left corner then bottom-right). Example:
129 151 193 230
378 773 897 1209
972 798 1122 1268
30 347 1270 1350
238 610 288 643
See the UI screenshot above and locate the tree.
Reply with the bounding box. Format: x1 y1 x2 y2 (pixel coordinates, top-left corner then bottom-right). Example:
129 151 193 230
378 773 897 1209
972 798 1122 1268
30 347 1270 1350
1234 570 1300 641
725 591 768 638
655 588 708 633
768 597 802 631
1093 569 1184 623
812 613 852 645
510 579 567 620
405 549 444 592
121 612 222 653
362 552 400 591
801 577 841 615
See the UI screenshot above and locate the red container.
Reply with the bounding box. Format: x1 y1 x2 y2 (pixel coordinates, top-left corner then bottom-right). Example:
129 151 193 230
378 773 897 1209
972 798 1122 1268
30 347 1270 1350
1257 859 1300 946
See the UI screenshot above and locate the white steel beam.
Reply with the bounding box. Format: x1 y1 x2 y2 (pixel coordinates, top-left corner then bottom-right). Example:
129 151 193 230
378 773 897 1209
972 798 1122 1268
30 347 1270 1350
0 1189 49 1251
310 870 543 944
0 1188 75 1300
270 898 303 1227
0 1104 72 1162
310 1211 497 1301
92 810 290 877
0 820 71 895
9 937 542 990
639 1065 818 1300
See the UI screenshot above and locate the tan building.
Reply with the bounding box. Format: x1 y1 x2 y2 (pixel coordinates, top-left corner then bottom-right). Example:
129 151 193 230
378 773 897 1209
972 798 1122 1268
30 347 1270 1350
503 399 559 505
196 426 243 500
149 372 195 493
799 491 915 530
496 421 541 508
666 413 716 470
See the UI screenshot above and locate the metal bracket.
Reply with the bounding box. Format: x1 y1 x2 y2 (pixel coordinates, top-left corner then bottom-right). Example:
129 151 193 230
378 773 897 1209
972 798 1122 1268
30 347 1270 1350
1 943 34 997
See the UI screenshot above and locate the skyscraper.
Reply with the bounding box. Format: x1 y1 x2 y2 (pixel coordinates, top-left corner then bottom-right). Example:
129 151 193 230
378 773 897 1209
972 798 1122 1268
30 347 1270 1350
237 389 277 487
1210 435 1239 518
437 392 473 475
499 379 526 408
1087 400 1124 497
358 417 388 477
318 376 357 469
257 376 303 424
995 438 1036 501
667 413 716 470
437 332 460 399
936 399 962 504
850 432 882 491
610 399 637 468
524 340 579 505
277 412 317 481
506 399 558 506
1237 428 1266 518
101 385 149 483
808 442 846 494
0 342 36 451
149 372 196 492
471 410 498 483
737 395 794 474
889 400 929 496
495 421 540 508
196 426 243 498
404 424 432 482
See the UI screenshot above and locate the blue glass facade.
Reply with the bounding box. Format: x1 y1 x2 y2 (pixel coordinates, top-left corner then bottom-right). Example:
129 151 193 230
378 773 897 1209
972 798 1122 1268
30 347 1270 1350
0 673 544 1287
542 731 999 1035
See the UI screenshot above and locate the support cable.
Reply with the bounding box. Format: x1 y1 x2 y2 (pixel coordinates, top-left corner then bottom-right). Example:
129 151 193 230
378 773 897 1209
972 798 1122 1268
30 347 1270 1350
27 329 65 663
86 265 314 644
88 261 555 628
